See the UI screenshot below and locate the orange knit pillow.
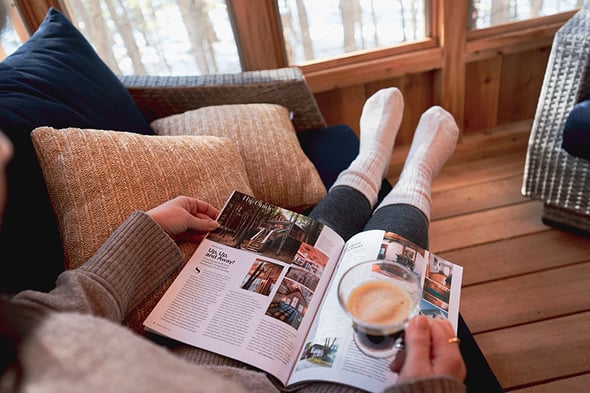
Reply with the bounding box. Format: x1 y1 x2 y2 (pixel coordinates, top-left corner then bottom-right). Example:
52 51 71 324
150 103 327 211
31 127 253 270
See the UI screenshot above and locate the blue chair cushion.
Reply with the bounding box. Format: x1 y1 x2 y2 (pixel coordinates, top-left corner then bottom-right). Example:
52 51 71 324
562 99 590 161
296 124 392 208
297 124 360 190
0 8 152 293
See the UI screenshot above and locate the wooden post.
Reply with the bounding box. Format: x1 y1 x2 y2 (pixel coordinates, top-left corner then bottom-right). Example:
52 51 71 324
14 0 63 33
226 0 287 71
439 0 467 133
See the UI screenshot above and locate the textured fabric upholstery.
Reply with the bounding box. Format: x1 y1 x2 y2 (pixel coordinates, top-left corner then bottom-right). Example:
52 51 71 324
151 104 327 212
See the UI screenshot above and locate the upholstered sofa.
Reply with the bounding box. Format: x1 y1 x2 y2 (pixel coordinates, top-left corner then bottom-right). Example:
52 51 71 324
0 8 375 294
522 4 590 234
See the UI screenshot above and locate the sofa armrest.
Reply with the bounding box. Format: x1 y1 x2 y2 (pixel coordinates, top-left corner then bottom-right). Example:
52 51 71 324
522 5 590 217
119 67 327 132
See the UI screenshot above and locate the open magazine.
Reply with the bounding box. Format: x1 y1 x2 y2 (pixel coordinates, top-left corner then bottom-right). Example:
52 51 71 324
143 191 462 392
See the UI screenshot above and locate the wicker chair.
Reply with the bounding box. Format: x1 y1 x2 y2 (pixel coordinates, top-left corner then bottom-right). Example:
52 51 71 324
119 67 327 132
522 5 590 234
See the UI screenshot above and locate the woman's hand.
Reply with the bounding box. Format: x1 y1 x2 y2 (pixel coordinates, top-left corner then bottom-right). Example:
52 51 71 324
147 196 220 243
391 315 466 382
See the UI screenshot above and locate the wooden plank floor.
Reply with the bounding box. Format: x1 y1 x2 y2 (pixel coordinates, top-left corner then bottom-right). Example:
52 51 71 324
386 120 590 392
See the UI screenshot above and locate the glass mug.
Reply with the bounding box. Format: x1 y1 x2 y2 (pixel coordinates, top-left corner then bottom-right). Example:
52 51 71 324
338 260 421 358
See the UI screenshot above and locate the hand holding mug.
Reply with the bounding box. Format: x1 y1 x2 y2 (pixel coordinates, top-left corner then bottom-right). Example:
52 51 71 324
391 315 466 382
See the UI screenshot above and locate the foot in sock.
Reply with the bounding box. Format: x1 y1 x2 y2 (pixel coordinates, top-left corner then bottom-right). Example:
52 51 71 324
330 87 404 207
377 106 459 220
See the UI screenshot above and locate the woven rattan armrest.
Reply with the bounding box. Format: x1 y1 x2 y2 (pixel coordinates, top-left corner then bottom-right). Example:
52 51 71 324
119 67 326 132
522 5 590 221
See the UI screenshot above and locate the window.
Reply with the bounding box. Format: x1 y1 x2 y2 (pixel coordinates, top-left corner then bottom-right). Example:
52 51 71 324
468 0 581 29
0 0 582 74
61 0 241 75
0 0 26 58
1 0 429 73
0 0 242 75
0 19 18 58
278 0 428 65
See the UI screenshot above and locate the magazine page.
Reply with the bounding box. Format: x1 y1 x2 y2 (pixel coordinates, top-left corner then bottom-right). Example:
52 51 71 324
143 191 346 386
287 230 463 392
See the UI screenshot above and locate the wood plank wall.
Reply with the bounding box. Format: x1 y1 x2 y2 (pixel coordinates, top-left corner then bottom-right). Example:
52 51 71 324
312 43 552 143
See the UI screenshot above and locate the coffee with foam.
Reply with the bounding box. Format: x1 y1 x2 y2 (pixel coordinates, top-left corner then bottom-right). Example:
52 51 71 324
338 260 420 357
346 279 412 327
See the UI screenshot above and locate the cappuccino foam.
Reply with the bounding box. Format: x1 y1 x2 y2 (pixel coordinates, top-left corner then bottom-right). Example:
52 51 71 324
347 280 412 326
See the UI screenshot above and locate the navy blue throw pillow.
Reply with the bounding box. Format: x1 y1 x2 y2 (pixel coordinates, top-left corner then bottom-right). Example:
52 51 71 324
0 8 153 293
562 100 590 161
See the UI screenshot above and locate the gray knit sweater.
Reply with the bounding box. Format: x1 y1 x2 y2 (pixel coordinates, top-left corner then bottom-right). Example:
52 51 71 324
6 211 465 393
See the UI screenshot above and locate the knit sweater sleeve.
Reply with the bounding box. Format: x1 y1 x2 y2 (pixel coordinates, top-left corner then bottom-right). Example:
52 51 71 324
382 376 465 393
12 211 182 322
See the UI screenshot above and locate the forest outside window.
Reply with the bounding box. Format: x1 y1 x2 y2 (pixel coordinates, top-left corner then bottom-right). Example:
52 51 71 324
468 0 581 29
0 0 430 75
278 0 428 65
0 0 583 76
61 0 241 75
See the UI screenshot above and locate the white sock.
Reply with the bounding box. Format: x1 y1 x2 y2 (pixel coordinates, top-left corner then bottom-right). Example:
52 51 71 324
376 106 459 220
330 87 404 206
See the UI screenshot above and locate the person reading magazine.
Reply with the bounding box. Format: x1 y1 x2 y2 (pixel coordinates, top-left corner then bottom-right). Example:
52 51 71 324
141 88 470 393
0 25 501 390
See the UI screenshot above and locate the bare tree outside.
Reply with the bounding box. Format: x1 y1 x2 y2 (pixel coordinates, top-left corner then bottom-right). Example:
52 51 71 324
339 0 363 53
177 0 219 74
106 0 147 74
296 0 314 60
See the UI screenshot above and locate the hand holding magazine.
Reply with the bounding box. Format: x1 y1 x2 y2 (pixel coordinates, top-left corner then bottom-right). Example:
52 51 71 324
144 191 462 393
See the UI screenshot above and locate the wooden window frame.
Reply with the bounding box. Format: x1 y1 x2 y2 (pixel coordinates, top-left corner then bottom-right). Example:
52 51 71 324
14 0 577 128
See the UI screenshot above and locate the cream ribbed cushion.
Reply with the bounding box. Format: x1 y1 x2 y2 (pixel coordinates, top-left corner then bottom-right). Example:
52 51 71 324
31 127 253 270
150 104 327 211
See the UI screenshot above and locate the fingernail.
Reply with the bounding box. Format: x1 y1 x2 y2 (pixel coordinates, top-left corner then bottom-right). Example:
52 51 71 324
413 315 429 329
